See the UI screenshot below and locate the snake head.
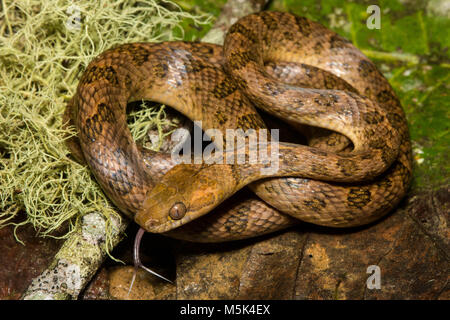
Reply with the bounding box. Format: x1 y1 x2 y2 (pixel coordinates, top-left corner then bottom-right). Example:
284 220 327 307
135 163 237 233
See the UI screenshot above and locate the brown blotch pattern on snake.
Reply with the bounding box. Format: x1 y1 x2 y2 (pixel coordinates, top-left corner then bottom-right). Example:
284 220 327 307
152 61 169 78
259 11 279 31
223 207 249 234
303 197 327 212
212 78 239 99
337 158 358 177
228 23 259 43
236 113 265 131
97 103 115 123
263 82 286 96
81 65 119 86
362 111 385 125
347 187 372 209
116 44 151 66
184 59 209 73
329 34 352 49
376 89 397 104
294 16 312 37
227 51 256 70
358 59 381 78
214 110 229 126
83 115 103 142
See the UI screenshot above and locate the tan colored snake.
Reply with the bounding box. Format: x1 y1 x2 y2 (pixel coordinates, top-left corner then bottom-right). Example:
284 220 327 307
65 12 412 244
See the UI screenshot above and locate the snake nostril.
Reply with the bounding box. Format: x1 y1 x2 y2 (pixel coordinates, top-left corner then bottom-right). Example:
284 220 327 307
169 202 187 220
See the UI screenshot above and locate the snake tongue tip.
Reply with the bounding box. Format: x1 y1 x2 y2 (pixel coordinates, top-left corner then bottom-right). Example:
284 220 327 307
140 265 173 284
127 267 138 297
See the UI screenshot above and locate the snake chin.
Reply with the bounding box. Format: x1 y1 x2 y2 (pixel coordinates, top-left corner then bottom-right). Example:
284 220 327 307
134 183 187 233
135 163 239 233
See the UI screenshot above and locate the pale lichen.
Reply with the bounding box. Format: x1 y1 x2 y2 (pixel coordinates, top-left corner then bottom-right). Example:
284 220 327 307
0 0 211 251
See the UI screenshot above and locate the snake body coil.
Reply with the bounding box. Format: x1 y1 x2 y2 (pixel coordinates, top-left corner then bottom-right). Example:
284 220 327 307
65 12 412 242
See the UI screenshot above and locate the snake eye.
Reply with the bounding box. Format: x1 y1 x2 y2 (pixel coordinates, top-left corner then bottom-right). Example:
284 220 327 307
169 202 186 220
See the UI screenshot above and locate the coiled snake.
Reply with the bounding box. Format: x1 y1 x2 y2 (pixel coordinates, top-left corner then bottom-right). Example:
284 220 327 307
64 12 412 244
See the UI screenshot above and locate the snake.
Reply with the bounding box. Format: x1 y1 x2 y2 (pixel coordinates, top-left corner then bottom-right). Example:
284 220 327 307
64 11 412 244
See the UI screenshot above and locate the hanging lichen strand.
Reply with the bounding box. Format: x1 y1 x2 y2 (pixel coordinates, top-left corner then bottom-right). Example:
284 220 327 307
0 0 211 248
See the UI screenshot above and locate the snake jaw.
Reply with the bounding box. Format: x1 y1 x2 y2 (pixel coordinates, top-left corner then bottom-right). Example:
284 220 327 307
135 182 189 233
135 163 240 233
133 164 206 233
135 186 215 233
137 202 199 233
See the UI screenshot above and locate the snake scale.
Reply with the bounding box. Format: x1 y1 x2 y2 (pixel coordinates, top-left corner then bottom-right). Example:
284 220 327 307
64 11 412 243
